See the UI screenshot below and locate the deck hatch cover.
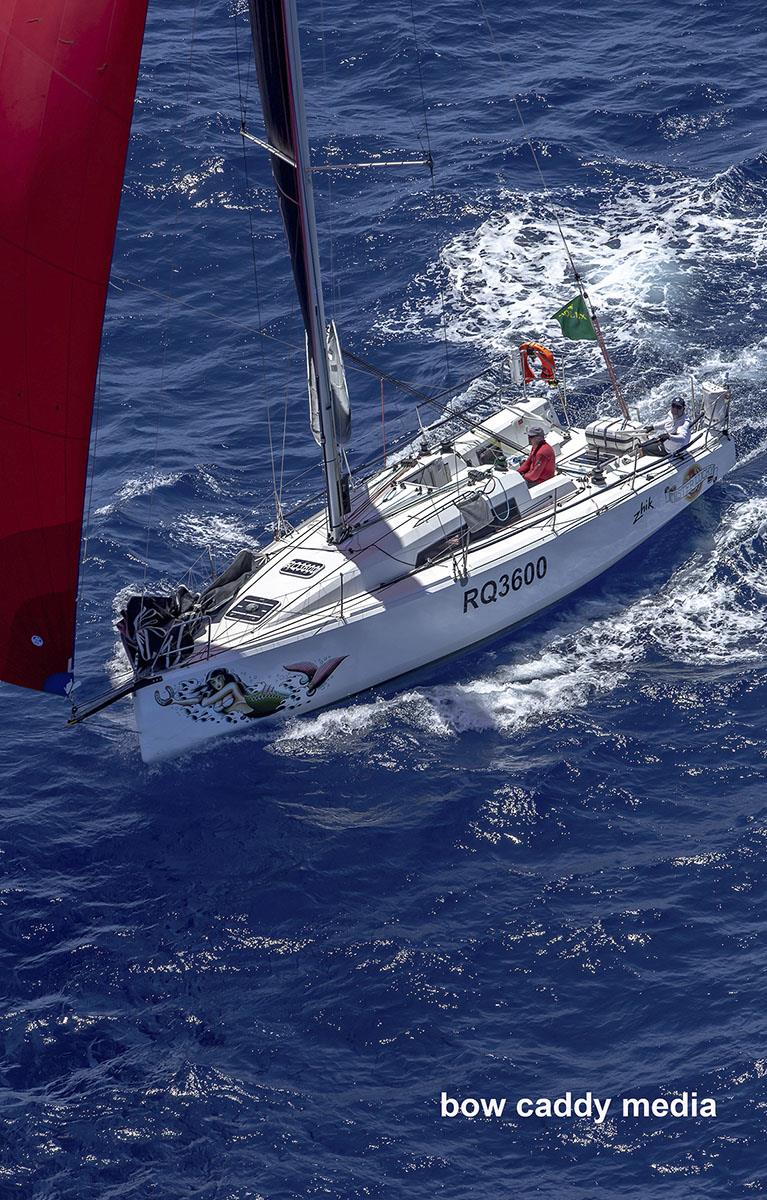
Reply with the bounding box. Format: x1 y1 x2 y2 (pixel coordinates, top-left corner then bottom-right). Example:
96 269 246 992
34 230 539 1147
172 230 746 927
228 596 279 625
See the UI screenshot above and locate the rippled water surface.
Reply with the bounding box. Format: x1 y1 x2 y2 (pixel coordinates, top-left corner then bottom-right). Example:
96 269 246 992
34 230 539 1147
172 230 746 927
2 0 767 1196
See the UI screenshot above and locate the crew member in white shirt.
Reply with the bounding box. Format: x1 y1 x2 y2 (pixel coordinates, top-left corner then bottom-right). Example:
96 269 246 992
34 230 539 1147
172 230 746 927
645 398 691 456
663 398 691 452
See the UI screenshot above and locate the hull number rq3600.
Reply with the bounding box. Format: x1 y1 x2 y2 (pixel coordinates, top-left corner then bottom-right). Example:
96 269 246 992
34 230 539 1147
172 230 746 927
463 556 548 613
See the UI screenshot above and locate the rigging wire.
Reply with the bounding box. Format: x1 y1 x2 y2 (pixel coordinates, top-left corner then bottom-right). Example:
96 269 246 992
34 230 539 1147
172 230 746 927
109 271 549 436
229 4 484 526
141 0 202 596
278 379 291 513
108 270 443 407
474 0 629 419
109 274 297 351
264 392 281 530
109 268 512 431
278 359 502 523
74 357 106 699
242 2 254 113
409 0 452 383
234 4 291 537
318 0 340 317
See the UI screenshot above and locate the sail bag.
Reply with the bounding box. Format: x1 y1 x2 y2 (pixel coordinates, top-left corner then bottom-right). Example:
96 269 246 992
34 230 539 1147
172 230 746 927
0 0 149 693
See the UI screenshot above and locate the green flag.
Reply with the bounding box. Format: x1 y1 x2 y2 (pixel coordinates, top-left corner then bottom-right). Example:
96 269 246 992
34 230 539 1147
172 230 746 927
551 294 597 341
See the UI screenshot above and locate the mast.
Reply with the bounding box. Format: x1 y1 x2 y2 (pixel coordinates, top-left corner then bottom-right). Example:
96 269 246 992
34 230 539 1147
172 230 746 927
283 0 348 542
247 0 349 544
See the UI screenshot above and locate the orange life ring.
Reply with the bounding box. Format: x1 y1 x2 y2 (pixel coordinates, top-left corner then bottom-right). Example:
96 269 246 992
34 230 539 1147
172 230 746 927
520 342 557 385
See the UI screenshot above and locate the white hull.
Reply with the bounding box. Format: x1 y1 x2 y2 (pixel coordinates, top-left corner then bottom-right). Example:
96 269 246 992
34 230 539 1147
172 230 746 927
134 427 735 763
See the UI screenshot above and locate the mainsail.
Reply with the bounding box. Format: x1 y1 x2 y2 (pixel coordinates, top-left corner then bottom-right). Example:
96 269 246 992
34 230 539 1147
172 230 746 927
0 0 149 693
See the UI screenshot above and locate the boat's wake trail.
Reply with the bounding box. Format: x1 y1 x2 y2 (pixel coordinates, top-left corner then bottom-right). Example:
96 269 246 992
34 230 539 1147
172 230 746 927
269 494 767 754
382 159 767 404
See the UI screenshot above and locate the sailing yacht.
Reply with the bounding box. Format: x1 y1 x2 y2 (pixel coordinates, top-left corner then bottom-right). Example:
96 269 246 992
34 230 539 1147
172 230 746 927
0 1 735 763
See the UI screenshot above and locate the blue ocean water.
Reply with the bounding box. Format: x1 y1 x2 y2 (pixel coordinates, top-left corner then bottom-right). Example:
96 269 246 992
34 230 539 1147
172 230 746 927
2 0 767 1195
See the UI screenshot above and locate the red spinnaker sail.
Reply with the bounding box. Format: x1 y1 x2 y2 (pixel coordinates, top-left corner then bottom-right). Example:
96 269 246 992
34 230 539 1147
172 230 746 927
0 0 148 694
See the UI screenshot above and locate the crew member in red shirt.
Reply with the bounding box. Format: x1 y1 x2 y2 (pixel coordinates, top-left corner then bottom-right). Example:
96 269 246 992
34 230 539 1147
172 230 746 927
517 425 556 485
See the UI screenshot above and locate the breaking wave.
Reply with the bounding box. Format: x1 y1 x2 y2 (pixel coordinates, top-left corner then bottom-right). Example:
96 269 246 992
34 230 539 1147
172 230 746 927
383 161 767 405
163 512 258 552
93 469 185 518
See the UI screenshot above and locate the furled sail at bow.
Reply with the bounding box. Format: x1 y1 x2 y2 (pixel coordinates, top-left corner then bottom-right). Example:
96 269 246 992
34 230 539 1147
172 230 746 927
0 0 149 694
